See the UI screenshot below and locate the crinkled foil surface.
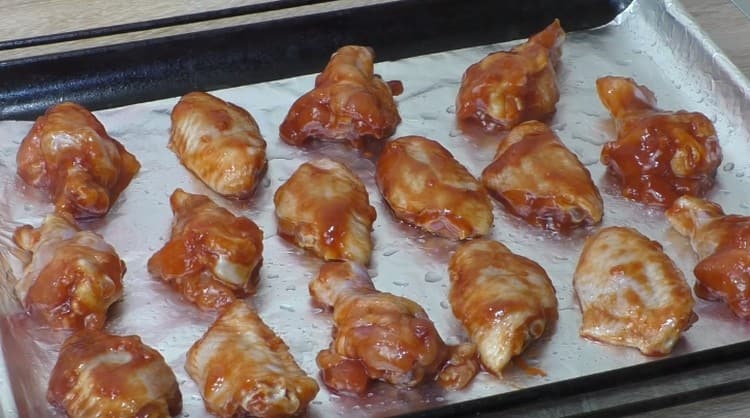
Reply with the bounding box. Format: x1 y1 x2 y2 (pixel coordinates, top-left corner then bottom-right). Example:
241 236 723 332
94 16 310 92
2 1 750 417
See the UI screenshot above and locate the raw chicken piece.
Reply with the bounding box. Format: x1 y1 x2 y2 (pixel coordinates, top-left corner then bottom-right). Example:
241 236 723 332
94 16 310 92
573 226 695 355
279 45 402 147
16 102 140 219
449 239 558 375
169 91 267 199
274 158 376 265
456 20 565 133
13 213 125 329
48 329 182 418
310 261 479 395
186 301 319 418
667 196 750 318
597 76 722 207
148 189 263 311
376 135 493 240
481 121 603 231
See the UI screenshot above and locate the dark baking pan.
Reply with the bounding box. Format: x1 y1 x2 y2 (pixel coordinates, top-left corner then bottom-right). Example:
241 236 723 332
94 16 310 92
0 0 630 120
8 1 745 417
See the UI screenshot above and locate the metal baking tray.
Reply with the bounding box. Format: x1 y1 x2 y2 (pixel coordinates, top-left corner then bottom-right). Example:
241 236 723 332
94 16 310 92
3 0 750 417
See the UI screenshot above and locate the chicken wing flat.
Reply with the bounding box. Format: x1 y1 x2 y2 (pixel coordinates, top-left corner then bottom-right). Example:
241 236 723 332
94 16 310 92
279 45 402 147
449 239 558 375
16 102 141 219
148 189 263 311
573 226 695 355
169 91 267 199
274 158 376 265
597 76 722 207
456 20 565 133
376 136 493 240
48 329 182 418
186 301 319 418
13 213 125 329
667 196 750 318
310 261 479 395
481 121 603 231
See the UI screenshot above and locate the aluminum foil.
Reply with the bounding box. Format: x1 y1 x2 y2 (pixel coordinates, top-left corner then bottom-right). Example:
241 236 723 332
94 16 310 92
1 0 750 416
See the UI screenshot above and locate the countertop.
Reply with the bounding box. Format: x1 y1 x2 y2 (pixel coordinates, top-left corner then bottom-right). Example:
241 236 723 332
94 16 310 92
1 0 749 417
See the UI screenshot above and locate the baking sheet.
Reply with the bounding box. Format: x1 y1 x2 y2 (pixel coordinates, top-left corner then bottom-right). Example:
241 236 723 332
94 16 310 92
2 0 750 416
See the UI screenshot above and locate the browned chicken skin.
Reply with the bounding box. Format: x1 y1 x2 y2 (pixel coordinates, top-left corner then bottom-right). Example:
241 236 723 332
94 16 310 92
597 76 722 207
169 91 267 199
148 189 264 311
13 213 125 330
186 301 319 418
456 20 565 133
279 45 402 147
574 227 695 355
310 261 479 395
376 135 493 240
449 239 558 375
274 158 376 265
481 121 603 231
48 329 182 418
16 102 141 219
667 196 750 318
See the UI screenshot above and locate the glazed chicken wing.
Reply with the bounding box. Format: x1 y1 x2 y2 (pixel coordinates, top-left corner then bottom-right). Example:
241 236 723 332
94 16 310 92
169 91 267 199
449 239 558 375
573 226 695 355
597 76 722 207
481 121 603 231
376 135 493 240
186 301 319 418
310 261 479 395
148 189 264 311
274 158 376 265
667 196 750 318
279 45 402 147
48 330 182 418
16 102 140 219
13 213 125 329
456 20 565 133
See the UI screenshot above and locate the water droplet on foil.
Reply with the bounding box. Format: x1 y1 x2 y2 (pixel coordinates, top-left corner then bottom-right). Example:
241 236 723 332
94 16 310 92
424 271 442 283
723 162 735 172
383 249 399 257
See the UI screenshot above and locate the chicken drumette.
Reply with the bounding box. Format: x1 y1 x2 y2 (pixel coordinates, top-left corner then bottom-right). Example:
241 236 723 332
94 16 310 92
597 76 722 207
280 45 402 148
13 213 125 329
310 261 479 395
456 20 565 133
148 189 264 311
16 102 140 219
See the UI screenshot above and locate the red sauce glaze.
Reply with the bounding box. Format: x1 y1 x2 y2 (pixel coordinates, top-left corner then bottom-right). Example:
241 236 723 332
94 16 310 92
597 76 722 207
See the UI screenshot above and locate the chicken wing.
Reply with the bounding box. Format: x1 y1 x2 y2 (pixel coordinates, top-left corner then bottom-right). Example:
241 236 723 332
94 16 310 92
279 45 402 148
16 102 141 219
310 261 479 395
48 329 182 418
449 239 558 375
666 196 750 318
274 158 376 265
169 91 267 199
573 226 695 355
481 121 603 231
597 76 722 207
456 20 565 133
148 189 263 311
13 213 125 329
186 301 319 418
376 135 493 240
